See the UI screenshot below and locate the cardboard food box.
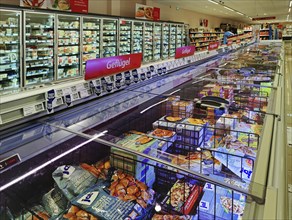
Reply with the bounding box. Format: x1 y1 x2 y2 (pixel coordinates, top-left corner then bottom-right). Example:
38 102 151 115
111 133 159 180
198 185 246 220
162 180 203 215
152 116 180 131
148 128 177 151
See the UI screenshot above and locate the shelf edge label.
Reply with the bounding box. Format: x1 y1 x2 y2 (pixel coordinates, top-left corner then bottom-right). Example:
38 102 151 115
85 53 143 81
175 46 195 59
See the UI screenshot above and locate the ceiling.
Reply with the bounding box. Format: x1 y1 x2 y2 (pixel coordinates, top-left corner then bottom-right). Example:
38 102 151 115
154 0 292 24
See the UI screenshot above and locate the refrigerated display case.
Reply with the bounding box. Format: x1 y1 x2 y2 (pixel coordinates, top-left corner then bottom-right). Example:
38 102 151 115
162 23 170 59
133 21 143 54
57 15 81 80
169 24 177 57
153 23 162 61
144 22 154 62
0 9 21 92
102 18 118 58
176 25 184 48
24 12 54 86
82 16 101 74
119 20 132 55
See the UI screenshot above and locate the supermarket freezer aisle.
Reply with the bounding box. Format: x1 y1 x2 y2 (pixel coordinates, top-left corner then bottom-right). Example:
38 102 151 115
284 40 292 219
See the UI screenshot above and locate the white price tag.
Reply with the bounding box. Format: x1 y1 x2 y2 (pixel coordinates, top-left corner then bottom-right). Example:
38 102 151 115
35 103 44 112
75 83 85 91
71 92 80 101
71 85 77 93
62 87 71 96
79 89 91 98
23 105 36 116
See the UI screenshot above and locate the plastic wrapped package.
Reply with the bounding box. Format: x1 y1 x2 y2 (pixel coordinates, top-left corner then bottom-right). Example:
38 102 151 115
42 188 68 218
52 165 97 200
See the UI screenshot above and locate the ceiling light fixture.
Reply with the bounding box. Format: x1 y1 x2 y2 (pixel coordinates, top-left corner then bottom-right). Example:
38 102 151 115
224 6 235 11
208 0 219 5
236 11 244 15
290 1 292 7
289 8 291 13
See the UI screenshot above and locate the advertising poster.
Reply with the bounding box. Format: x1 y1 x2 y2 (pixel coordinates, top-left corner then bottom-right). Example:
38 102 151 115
20 0 88 13
20 0 48 8
135 3 160 21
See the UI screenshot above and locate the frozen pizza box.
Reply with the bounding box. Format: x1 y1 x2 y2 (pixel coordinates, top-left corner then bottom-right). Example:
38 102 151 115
212 151 254 182
205 174 249 199
148 128 177 151
197 188 246 220
152 115 181 131
176 118 208 139
162 180 203 215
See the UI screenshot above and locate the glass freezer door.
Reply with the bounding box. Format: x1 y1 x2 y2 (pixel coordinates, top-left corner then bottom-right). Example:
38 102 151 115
119 20 132 55
57 15 81 80
133 21 143 54
144 22 154 62
153 23 162 61
162 23 170 59
102 19 117 57
24 12 54 86
0 9 21 92
176 25 183 48
170 24 177 57
82 17 101 75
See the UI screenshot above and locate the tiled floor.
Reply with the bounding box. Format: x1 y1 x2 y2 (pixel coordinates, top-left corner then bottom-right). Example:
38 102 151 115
284 41 292 219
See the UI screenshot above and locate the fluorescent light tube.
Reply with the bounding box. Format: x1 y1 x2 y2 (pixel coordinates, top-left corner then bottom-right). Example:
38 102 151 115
140 99 168 114
208 0 219 5
236 12 244 15
224 6 235 12
289 8 291 12
290 1 292 7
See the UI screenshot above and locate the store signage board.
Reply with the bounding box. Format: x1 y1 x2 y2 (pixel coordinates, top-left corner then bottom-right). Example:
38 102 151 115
135 3 160 21
85 53 143 80
252 16 276 21
20 0 89 13
208 42 220 51
0 154 21 171
175 46 195 59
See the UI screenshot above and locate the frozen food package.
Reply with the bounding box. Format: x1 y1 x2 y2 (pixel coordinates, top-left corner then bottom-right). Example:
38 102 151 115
52 165 97 200
14 205 50 220
152 214 198 220
42 188 68 217
71 181 154 220
62 205 98 220
163 180 202 215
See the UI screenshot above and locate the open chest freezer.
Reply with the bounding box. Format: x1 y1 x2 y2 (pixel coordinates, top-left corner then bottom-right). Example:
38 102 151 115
0 42 288 220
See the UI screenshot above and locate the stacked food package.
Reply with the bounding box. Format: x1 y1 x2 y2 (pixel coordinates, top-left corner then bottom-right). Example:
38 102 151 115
14 160 156 220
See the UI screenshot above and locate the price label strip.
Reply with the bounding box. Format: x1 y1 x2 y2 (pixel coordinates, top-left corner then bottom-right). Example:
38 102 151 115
0 154 21 171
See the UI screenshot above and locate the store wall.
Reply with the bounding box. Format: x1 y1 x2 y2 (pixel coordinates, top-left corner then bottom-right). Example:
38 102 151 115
0 0 244 28
144 0 242 29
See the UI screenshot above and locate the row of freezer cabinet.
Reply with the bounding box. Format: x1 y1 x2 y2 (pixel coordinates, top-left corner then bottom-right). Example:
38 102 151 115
0 8 187 92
